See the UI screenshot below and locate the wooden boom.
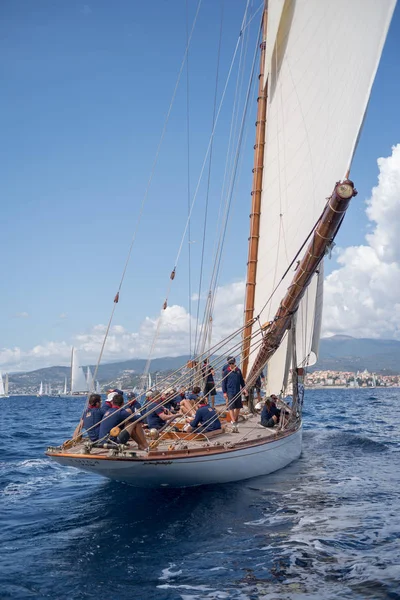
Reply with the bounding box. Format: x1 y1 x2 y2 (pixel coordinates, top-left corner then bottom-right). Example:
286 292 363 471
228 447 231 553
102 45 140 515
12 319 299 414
246 179 357 388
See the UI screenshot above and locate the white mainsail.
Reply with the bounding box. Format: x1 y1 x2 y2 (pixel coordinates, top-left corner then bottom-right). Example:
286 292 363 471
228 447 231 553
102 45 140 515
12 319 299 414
71 348 88 393
38 381 43 396
5 373 9 396
248 0 396 391
0 372 5 396
63 377 67 395
86 367 95 393
95 381 101 394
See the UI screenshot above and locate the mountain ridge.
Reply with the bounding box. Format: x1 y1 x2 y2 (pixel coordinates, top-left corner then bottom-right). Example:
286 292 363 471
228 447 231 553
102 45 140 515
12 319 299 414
6 335 400 394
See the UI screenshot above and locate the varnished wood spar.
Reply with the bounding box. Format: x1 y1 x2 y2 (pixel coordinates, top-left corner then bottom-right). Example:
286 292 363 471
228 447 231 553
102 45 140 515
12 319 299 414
242 4 268 379
246 180 357 387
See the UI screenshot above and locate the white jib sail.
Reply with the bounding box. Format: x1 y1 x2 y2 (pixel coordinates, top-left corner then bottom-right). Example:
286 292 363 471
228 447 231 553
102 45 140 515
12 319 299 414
248 0 396 388
0 372 5 396
5 373 9 395
71 348 88 393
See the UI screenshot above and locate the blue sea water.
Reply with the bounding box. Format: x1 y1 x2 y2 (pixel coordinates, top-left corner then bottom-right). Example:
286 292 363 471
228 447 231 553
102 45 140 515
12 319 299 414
1 389 399 600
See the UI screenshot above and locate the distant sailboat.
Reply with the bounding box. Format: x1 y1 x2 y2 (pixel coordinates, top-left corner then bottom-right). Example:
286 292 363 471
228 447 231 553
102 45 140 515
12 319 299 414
70 347 88 394
86 367 95 393
63 377 67 395
37 381 44 397
0 372 8 398
4 373 9 397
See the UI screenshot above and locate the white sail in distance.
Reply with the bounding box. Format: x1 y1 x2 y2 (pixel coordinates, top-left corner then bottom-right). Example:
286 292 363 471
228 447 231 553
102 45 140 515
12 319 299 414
71 348 88 393
5 373 9 395
0 372 5 396
247 0 396 388
63 377 67 395
38 381 43 396
86 367 95 393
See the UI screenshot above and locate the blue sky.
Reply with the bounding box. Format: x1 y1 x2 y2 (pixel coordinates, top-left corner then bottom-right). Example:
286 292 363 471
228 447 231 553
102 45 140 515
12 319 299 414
1 1 400 371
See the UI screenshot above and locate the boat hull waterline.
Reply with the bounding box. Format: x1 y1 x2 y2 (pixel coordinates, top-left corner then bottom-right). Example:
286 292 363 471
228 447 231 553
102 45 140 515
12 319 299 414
48 427 302 488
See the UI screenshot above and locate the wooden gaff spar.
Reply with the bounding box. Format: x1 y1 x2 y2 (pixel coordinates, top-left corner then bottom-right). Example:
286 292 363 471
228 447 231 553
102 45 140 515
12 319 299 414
246 179 357 388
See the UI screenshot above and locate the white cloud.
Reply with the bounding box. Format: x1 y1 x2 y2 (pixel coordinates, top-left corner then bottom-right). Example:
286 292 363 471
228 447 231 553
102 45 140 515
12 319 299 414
323 144 400 339
0 280 245 372
4 143 399 373
80 5 92 16
14 312 29 319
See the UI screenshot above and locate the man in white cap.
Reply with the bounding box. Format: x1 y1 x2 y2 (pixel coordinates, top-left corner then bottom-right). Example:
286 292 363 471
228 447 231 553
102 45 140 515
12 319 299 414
105 390 118 409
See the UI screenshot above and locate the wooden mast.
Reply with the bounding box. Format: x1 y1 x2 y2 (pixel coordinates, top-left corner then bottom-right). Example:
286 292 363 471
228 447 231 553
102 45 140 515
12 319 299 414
242 4 268 379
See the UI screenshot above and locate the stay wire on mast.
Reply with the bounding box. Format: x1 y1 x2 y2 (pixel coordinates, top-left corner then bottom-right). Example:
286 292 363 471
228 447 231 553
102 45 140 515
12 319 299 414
197 15 261 352
87 0 203 401
193 0 225 356
186 0 192 360
196 2 254 356
141 1 252 377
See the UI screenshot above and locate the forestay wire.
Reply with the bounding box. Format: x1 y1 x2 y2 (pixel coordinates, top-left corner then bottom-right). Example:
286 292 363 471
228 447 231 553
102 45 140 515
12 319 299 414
140 0 253 379
88 1 203 392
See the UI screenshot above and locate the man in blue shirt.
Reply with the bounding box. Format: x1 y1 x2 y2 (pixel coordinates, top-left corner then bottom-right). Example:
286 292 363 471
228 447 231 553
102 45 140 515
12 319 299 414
126 392 141 413
185 400 222 433
221 356 234 378
222 357 248 432
260 397 281 428
145 393 177 430
98 394 148 450
83 394 107 441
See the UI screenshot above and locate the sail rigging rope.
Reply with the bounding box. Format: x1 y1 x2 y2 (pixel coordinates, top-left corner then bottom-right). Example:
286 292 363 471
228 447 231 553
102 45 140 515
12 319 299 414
193 0 225 356
186 0 192 359
76 0 204 417
197 18 261 353
69 313 260 441
140 0 254 377
195 1 254 358
78 324 266 446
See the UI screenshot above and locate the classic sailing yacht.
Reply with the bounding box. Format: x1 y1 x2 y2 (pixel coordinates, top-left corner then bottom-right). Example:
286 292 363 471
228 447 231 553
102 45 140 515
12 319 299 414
47 0 396 487
70 347 88 395
86 367 95 393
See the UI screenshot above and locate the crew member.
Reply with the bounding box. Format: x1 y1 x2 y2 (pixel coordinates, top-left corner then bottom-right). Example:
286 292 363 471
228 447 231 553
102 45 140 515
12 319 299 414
222 357 248 432
260 397 281 428
98 394 148 450
82 394 106 441
145 392 177 430
202 358 217 408
185 399 222 433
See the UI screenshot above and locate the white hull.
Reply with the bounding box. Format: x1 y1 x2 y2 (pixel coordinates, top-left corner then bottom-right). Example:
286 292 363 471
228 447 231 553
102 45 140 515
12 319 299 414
50 427 302 488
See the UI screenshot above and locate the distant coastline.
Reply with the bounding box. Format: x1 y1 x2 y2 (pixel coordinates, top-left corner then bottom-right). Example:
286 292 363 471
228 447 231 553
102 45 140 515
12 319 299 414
307 385 400 390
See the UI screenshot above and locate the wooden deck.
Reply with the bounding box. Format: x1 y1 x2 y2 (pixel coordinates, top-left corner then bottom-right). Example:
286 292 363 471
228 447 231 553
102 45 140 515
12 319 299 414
52 410 296 461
